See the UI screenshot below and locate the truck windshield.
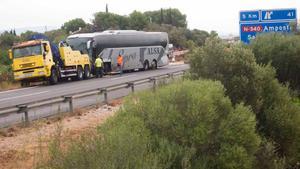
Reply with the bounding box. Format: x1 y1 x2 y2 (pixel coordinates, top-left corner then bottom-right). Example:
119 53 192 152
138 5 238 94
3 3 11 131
13 45 42 58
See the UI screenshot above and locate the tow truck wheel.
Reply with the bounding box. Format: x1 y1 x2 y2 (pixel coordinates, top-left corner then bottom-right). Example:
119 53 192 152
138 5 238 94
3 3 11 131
77 66 84 81
49 68 58 85
83 66 90 79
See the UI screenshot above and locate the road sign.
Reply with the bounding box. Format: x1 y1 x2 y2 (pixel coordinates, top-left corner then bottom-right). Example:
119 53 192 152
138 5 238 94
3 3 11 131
240 11 260 22
261 9 297 21
240 22 292 43
239 8 297 43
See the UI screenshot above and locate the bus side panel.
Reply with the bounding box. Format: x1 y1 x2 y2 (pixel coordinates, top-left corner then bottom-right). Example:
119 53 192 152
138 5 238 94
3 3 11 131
101 48 141 72
100 46 169 72
143 46 169 67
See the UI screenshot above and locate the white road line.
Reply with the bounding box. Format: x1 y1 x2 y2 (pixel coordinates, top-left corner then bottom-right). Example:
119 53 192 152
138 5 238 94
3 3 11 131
112 75 136 80
0 91 49 102
168 64 186 68
0 86 38 94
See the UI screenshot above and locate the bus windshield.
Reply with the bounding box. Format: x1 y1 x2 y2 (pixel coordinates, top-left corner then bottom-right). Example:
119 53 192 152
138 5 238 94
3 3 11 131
67 37 90 54
13 45 42 58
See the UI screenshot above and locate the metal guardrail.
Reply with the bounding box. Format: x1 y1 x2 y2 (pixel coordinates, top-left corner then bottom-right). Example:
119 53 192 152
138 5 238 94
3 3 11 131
0 70 187 126
172 50 189 56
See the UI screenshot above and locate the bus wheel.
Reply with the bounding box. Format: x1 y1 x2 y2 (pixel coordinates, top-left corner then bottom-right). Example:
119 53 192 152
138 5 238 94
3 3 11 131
49 68 58 85
77 66 84 81
84 66 90 79
143 60 149 71
151 60 157 69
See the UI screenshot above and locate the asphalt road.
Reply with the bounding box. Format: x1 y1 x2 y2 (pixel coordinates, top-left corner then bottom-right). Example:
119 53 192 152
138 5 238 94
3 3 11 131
0 64 188 108
0 64 189 127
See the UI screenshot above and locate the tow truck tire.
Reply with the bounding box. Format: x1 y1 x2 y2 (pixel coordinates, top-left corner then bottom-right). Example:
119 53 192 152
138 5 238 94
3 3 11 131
77 66 84 81
49 68 58 85
83 66 90 79
21 80 30 87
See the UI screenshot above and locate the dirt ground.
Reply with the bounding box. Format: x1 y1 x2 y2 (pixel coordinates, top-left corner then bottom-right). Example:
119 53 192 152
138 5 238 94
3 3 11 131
0 82 20 92
0 99 122 169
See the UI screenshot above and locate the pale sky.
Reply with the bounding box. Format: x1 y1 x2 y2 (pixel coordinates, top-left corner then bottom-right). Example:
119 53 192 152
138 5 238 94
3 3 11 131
0 0 299 35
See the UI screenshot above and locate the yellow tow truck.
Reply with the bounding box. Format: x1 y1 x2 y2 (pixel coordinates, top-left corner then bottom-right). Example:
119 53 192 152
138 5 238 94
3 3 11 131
9 38 91 86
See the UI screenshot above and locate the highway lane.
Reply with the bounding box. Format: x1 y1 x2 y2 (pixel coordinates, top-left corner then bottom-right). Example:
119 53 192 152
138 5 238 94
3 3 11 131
0 64 189 109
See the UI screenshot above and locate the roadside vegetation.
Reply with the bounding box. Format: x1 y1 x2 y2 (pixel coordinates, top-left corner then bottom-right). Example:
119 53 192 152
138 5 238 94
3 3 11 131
38 32 300 169
39 80 261 169
189 35 300 168
250 33 300 91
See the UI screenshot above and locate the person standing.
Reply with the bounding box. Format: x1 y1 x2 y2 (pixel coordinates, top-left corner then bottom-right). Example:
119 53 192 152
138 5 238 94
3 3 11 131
95 56 103 78
117 54 123 76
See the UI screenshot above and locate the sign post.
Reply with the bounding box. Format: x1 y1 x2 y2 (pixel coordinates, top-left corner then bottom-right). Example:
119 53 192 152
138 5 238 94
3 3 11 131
239 8 297 43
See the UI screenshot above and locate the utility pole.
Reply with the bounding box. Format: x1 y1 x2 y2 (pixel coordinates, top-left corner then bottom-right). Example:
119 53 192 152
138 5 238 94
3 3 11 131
160 8 164 25
106 4 108 13
169 8 173 25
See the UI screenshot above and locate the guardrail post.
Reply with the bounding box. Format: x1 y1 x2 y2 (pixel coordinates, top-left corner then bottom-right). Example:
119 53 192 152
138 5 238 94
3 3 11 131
64 96 73 113
150 78 157 91
168 73 174 80
127 82 135 93
17 105 29 127
97 88 102 103
101 88 108 104
182 70 186 80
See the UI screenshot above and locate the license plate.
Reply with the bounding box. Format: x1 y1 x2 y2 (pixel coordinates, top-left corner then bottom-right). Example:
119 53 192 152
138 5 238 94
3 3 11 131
23 73 33 78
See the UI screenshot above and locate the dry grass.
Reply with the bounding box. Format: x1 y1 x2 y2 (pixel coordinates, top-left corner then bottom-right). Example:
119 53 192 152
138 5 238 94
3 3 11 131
0 101 121 169
0 81 20 91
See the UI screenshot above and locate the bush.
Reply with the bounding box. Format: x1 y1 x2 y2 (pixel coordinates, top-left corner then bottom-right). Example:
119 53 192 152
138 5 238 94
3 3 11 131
0 64 13 81
255 140 286 169
250 33 300 90
62 18 87 33
0 48 11 65
42 80 261 169
189 37 300 167
189 37 258 106
43 115 161 169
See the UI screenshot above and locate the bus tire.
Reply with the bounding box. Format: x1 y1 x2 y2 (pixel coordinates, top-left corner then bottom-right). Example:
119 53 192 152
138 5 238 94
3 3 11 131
151 60 157 69
143 60 149 71
49 68 58 85
84 65 90 79
77 66 84 81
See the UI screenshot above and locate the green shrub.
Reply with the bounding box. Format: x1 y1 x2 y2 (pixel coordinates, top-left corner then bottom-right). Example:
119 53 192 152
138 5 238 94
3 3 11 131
189 37 300 167
123 80 261 168
250 33 300 90
189 37 258 106
42 80 261 169
0 64 13 81
0 47 11 65
44 115 161 169
255 140 286 169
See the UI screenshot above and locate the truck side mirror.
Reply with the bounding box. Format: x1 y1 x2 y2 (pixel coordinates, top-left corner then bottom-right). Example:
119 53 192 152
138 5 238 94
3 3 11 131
8 49 13 60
